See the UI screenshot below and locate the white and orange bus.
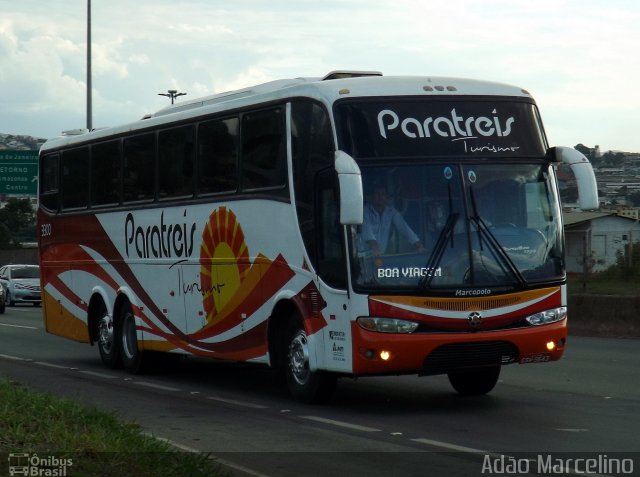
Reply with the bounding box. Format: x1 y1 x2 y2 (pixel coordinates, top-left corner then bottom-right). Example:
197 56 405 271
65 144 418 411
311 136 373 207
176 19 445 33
38 71 598 403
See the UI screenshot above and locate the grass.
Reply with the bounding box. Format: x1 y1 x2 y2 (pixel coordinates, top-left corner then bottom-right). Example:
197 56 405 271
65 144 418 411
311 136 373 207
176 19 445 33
0 379 227 477
567 273 640 296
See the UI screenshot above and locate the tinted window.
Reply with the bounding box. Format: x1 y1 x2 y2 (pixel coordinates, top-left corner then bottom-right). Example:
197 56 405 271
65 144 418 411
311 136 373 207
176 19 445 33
316 170 346 288
350 163 562 292
11 266 40 279
198 118 239 195
291 101 335 273
91 140 121 206
123 133 155 202
335 99 546 159
241 108 286 191
159 125 195 199
61 147 89 209
40 153 59 212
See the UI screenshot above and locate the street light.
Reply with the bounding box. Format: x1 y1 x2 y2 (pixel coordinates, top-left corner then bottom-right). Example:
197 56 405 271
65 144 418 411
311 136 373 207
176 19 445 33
158 89 187 104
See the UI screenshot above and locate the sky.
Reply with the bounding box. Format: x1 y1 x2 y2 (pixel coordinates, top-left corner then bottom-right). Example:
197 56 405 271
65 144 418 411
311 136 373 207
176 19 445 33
1 0 639 152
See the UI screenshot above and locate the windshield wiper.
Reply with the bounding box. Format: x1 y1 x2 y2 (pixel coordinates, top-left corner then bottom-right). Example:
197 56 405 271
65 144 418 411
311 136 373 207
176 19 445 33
468 188 527 288
419 212 459 290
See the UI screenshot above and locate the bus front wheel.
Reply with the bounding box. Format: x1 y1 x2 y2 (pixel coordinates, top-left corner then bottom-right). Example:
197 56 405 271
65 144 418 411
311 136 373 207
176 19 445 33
285 320 336 404
447 366 501 396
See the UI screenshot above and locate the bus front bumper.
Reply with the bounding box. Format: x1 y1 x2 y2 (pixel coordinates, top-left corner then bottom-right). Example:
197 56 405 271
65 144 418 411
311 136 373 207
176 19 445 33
350 319 567 376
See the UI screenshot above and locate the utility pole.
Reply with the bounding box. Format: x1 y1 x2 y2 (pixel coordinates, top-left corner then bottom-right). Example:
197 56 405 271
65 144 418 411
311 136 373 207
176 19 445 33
86 0 92 131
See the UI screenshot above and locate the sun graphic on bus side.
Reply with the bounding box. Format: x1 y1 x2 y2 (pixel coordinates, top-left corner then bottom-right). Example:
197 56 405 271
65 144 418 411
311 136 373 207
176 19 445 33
200 207 250 324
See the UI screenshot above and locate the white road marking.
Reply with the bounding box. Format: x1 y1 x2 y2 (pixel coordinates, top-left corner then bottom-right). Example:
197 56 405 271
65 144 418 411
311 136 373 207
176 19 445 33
0 323 38 330
148 434 275 477
34 361 68 369
134 381 181 392
207 395 268 409
411 437 488 454
300 415 381 432
0 353 31 361
78 370 118 379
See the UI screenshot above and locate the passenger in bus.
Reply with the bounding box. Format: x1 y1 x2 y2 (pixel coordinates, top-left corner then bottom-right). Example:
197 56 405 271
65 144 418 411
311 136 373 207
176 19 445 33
360 183 425 260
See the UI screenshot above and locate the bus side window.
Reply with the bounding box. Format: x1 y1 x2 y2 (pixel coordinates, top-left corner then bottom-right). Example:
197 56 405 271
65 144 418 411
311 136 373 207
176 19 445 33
91 140 121 207
291 100 335 274
123 133 155 202
40 153 60 212
61 147 89 210
159 125 195 199
241 108 287 192
316 169 346 289
198 117 239 195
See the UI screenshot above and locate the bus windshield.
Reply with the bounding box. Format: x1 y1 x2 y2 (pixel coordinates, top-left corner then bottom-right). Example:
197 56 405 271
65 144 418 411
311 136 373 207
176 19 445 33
335 98 561 293
348 161 563 293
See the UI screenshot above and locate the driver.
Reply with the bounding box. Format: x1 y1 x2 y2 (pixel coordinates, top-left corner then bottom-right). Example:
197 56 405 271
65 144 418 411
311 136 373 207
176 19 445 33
360 183 425 260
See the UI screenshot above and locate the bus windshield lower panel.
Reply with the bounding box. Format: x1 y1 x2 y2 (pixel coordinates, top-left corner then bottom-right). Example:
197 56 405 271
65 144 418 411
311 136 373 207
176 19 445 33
349 163 563 293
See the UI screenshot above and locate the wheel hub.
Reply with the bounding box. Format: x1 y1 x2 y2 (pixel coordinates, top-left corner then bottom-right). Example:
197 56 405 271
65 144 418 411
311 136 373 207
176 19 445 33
288 331 310 385
98 314 114 353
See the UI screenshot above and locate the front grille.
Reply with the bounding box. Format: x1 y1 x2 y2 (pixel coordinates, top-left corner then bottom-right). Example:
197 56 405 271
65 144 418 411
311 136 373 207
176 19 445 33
421 341 519 376
420 296 522 312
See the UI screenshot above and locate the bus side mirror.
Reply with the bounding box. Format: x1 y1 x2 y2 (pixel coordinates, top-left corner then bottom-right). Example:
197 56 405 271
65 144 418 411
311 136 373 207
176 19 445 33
551 146 599 211
334 150 363 225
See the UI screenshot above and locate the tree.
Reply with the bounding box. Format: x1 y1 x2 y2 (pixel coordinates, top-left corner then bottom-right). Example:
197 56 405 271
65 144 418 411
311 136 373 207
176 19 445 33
601 151 625 167
629 191 640 207
602 241 640 281
0 198 36 248
574 144 602 166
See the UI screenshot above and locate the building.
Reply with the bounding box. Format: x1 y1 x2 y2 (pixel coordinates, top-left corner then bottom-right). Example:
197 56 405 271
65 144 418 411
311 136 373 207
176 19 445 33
563 211 640 273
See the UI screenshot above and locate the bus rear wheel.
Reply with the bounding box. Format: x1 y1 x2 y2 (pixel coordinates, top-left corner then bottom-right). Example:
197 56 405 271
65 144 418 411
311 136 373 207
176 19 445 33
285 320 336 404
447 365 501 396
97 302 120 369
119 301 147 374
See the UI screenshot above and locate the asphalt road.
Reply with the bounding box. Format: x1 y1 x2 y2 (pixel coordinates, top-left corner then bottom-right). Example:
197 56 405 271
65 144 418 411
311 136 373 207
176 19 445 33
1 305 639 477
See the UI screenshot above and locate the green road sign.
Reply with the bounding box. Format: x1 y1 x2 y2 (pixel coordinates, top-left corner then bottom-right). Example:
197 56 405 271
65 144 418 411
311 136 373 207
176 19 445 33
0 150 38 195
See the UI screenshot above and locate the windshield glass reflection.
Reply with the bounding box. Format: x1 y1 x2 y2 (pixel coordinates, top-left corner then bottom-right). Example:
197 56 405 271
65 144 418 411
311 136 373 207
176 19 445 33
350 163 563 292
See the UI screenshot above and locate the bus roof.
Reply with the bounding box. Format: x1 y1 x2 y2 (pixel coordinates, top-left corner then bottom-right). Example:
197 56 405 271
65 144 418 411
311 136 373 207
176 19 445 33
41 72 534 151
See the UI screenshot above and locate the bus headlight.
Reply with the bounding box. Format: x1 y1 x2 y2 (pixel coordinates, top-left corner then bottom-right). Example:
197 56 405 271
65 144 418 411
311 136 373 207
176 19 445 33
357 317 419 334
525 307 567 326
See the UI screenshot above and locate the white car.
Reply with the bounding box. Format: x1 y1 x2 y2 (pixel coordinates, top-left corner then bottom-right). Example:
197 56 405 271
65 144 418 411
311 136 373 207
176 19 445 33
0 264 41 307
0 279 5 313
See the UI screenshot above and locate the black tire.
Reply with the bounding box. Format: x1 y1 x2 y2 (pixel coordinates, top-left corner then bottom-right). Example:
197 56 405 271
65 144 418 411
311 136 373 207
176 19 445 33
96 301 121 369
0 301 5 314
285 319 336 404
448 365 501 396
119 301 147 374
